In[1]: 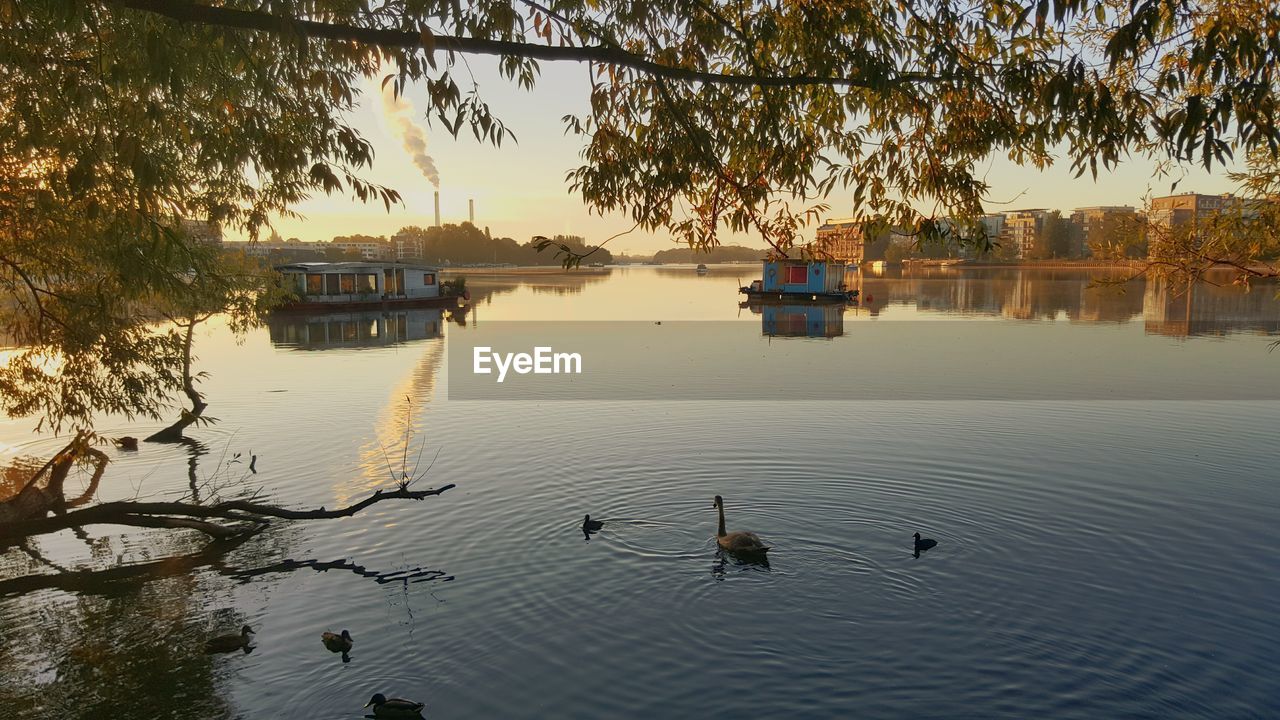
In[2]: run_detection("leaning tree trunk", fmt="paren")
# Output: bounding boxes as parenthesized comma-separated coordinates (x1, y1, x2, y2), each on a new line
(147, 319, 208, 442)
(0, 432, 108, 524)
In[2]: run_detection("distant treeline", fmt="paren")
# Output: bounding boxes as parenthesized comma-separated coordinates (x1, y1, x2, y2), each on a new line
(650, 245, 764, 263)
(321, 224, 612, 265)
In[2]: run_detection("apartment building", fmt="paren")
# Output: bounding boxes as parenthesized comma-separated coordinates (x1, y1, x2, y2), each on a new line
(814, 218, 864, 263)
(331, 239, 393, 261)
(1000, 209, 1050, 258)
(1070, 206, 1139, 257)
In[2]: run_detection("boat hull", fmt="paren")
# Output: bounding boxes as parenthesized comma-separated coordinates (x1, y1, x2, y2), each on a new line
(274, 295, 466, 313)
(739, 288, 858, 304)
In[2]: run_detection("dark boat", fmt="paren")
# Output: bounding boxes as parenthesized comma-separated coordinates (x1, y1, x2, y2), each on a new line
(738, 286, 858, 303)
(273, 261, 467, 312)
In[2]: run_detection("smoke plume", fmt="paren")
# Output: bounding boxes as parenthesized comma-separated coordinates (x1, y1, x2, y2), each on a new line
(382, 86, 440, 188)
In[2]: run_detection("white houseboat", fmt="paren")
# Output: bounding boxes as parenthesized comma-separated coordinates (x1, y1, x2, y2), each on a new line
(274, 261, 464, 311)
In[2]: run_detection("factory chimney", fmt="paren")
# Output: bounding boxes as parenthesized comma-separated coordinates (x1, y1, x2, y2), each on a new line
(434, 191, 441, 228)
(469, 198, 475, 224)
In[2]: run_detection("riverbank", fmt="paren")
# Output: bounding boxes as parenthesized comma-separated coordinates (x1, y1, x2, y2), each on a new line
(877, 258, 1143, 270)
(441, 266, 613, 277)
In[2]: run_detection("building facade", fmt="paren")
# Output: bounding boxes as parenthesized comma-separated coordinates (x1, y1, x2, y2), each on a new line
(814, 218, 864, 263)
(1000, 209, 1049, 259)
(1148, 192, 1243, 257)
(1069, 206, 1139, 257)
(331, 239, 393, 261)
(1150, 193, 1239, 229)
(393, 235, 425, 261)
(221, 239, 328, 258)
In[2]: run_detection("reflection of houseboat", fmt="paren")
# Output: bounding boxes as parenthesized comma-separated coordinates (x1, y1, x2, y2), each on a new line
(268, 309, 446, 349)
(696, 263, 709, 275)
(274, 262, 465, 311)
(741, 302, 845, 338)
(739, 260, 857, 302)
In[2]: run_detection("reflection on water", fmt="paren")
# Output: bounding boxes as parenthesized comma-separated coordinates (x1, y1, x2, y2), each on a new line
(854, 267, 1280, 336)
(1144, 279, 1280, 336)
(269, 308, 449, 349)
(2, 267, 1280, 719)
(710, 547, 771, 581)
(742, 302, 846, 338)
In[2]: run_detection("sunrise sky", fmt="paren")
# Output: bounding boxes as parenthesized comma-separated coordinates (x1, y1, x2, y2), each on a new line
(261, 56, 1242, 255)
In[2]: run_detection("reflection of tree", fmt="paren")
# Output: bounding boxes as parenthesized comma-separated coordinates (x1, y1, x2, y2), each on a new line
(0, 526, 451, 720)
(455, 271, 612, 305)
(0, 537, 451, 597)
(0, 529, 233, 719)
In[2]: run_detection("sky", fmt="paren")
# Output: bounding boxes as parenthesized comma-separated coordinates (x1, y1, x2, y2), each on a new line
(261, 56, 1242, 255)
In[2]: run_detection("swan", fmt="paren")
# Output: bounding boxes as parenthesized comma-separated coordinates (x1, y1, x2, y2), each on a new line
(364, 693, 426, 718)
(712, 495, 770, 554)
(913, 532, 938, 553)
(204, 625, 254, 654)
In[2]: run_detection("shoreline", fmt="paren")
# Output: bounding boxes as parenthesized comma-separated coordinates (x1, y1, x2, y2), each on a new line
(440, 266, 613, 276)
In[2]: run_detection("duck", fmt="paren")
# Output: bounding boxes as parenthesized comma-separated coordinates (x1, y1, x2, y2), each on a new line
(204, 625, 254, 654)
(913, 532, 938, 554)
(115, 436, 139, 451)
(364, 693, 426, 718)
(581, 514, 604, 532)
(712, 495, 770, 554)
(322, 629, 353, 653)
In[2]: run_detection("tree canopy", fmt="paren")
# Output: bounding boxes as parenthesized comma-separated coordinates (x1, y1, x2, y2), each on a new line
(2, 0, 1279, 430)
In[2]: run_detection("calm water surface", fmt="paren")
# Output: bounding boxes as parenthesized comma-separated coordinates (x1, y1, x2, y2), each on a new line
(1, 267, 1279, 719)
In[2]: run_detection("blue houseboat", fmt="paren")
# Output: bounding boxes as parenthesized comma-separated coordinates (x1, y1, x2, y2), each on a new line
(739, 260, 858, 302)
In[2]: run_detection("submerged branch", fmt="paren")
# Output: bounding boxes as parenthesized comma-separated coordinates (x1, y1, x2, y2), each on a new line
(0, 537, 449, 597)
(0, 483, 456, 541)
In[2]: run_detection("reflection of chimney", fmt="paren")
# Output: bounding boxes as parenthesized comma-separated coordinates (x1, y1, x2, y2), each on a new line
(434, 191, 441, 227)
(469, 198, 475, 224)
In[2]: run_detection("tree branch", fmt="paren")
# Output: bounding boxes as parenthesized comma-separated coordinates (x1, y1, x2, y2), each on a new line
(64, 447, 109, 508)
(0, 538, 449, 598)
(0, 483, 455, 540)
(108, 512, 248, 538)
(113, 0, 936, 89)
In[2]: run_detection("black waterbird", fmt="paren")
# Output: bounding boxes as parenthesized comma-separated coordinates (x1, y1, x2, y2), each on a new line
(913, 532, 938, 558)
(364, 693, 425, 718)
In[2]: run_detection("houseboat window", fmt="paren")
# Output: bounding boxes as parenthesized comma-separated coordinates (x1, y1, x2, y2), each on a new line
(357, 274, 377, 293)
(306, 274, 324, 295)
(786, 265, 807, 284)
(339, 273, 356, 294)
(423, 273, 436, 285)
(780, 313, 808, 335)
(325, 274, 341, 295)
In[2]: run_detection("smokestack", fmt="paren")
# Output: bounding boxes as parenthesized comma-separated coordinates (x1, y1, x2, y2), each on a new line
(469, 198, 475, 224)
(434, 191, 441, 227)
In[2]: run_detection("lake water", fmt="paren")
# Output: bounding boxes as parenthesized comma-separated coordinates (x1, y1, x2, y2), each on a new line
(2, 266, 1279, 719)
